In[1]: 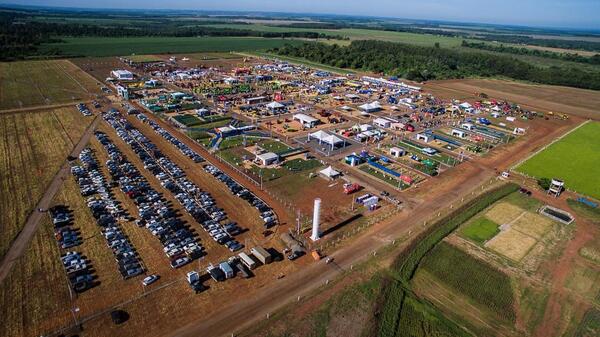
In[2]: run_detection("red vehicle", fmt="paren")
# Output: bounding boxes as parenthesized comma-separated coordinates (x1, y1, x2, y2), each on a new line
(405, 124, 415, 132)
(343, 183, 362, 194)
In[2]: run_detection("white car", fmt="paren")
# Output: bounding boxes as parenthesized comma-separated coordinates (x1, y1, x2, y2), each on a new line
(142, 274, 159, 286)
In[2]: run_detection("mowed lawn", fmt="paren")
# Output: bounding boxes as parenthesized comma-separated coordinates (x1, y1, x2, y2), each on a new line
(517, 122, 600, 200)
(39, 37, 304, 57)
(0, 60, 101, 110)
(0, 108, 92, 258)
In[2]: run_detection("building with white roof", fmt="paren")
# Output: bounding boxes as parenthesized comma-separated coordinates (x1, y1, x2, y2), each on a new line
(293, 113, 319, 128)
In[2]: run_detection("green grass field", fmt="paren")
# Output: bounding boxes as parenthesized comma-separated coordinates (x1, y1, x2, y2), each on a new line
(0, 60, 101, 110)
(206, 24, 467, 48)
(172, 114, 204, 127)
(516, 122, 600, 200)
(39, 37, 304, 57)
(258, 140, 293, 154)
(460, 217, 500, 244)
(420, 242, 516, 323)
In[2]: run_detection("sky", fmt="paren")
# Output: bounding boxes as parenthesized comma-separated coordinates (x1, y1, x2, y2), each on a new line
(5, 0, 600, 29)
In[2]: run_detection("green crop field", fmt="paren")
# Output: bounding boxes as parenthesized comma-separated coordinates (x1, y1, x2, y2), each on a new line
(420, 242, 516, 323)
(39, 37, 304, 58)
(206, 24, 467, 48)
(0, 60, 101, 110)
(460, 217, 500, 244)
(516, 121, 600, 200)
(172, 114, 203, 127)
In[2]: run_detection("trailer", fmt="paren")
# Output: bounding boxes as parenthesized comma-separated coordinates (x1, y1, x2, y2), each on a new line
(219, 261, 234, 279)
(206, 264, 225, 282)
(251, 246, 272, 265)
(238, 252, 258, 270)
(231, 259, 251, 278)
(343, 183, 361, 194)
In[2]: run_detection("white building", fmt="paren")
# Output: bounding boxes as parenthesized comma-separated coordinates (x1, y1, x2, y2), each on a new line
(308, 130, 345, 150)
(373, 117, 391, 128)
(293, 113, 319, 128)
(110, 70, 134, 81)
(359, 101, 382, 113)
(256, 152, 279, 166)
(390, 147, 406, 157)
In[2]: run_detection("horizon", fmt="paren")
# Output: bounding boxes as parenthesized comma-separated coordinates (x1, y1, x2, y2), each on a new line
(2, 0, 600, 30)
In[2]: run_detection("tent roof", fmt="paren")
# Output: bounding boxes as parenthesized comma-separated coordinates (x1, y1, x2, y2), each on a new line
(266, 101, 285, 109)
(256, 152, 279, 161)
(319, 166, 340, 178)
(359, 101, 382, 111)
(309, 130, 344, 145)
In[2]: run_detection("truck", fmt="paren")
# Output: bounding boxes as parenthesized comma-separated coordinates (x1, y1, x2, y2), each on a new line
(251, 246, 272, 265)
(477, 117, 491, 125)
(219, 261, 234, 279)
(206, 264, 225, 282)
(280, 233, 305, 260)
(343, 183, 362, 195)
(238, 252, 258, 270)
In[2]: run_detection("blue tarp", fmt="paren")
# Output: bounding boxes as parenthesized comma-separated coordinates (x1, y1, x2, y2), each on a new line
(367, 161, 401, 177)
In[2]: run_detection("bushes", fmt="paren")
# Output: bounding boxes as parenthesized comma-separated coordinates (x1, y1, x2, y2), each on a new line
(537, 178, 551, 191)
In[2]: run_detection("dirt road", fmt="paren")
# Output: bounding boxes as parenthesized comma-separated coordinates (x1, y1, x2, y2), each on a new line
(0, 115, 101, 284)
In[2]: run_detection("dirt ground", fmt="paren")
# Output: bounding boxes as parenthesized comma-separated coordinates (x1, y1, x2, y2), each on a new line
(424, 79, 600, 121)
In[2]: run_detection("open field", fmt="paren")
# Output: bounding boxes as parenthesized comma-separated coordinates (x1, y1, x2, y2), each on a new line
(39, 37, 305, 58)
(459, 217, 500, 244)
(0, 107, 92, 258)
(424, 79, 600, 120)
(516, 122, 600, 200)
(206, 24, 469, 48)
(0, 60, 101, 110)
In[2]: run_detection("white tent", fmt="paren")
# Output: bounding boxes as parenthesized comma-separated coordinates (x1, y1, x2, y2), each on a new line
(340, 105, 352, 111)
(459, 102, 472, 109)
(308, 130, 345, 151)
(266, 101, 285, 110)
(359, 101, 382, 112)
(319, 166, 340, 179)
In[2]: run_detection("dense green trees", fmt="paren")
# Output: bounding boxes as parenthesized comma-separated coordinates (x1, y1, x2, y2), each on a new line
(462, 40, 600, 65)
(273, 40, 600, 90)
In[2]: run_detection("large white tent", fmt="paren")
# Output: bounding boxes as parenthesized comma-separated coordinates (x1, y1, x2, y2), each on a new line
(308, 130, 345, 150)
(319, 166, 341, 179)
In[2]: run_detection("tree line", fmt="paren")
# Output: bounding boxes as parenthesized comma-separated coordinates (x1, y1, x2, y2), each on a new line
(273, 40, 600, 90)
(0, 13, 346, 60)
(461, 40, 600, 65)
(474, 34, 600, 52)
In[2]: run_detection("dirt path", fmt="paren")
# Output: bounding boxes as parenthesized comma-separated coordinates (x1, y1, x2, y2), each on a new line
(528, 189, 596, 337)
(0, 115, 101, 285)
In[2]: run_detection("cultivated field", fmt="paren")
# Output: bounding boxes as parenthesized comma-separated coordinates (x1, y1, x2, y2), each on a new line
(39, 37, 304, 58)
(516, 121, 600, 200)
(0, 60, 102, 110)
(0, 107, 92, 258)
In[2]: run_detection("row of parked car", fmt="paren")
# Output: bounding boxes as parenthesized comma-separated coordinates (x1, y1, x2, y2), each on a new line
(50, 205, 81, 249)
(204, 165, 277, 228)
(95, 130, 204, 269)
(136, 113, 204, 163)
(61, 251, 96, 293)
(102, 110, 245, 253)
(72, 147, 144, 279)
(76, 103, 92, 117)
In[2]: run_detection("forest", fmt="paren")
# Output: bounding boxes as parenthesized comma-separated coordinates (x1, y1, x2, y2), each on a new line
(273, 40, 600, 90)
(461, 40, 600, 65)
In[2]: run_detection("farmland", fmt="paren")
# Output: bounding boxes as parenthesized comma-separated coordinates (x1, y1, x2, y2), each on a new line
(418, 242, 515, 323)
(0, 60, 102, 110)
(516, 121, 600, 200)
(38, 37, 305, 58)
(0, 107, 92, 258)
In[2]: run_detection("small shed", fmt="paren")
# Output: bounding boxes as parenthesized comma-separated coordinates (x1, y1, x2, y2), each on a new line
(452, 129, 467, 138)
(390, 147, 406, 158)
(266, 101, 285, 112)
(373, 118, 391, 128)
(256, 152, 279, 166)
(359, 102, 382, 113)
(416, 133, 431, 143)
